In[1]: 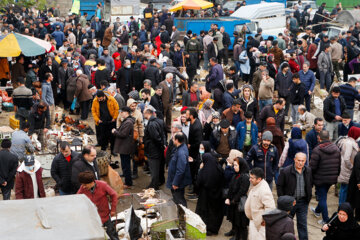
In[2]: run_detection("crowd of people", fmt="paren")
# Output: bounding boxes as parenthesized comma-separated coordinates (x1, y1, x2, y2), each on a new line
(1, 1, 360, 240)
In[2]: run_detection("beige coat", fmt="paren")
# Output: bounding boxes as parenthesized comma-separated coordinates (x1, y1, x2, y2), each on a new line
(116, 98, 144, 139)
(297, 111, 316, 133)
(336, 137, 358, 184)
(245, 179, 276, 231)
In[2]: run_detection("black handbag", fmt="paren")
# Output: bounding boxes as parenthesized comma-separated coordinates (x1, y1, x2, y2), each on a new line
(238, 59, 247, 64)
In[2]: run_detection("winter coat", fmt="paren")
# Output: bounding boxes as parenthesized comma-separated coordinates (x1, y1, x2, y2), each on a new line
(116, 67, 133, 94)
(275, 71, 293, 97)
(338, 121, 360, 137)
(25, 69, 37, 88)
(94, 67, 111, 88)
(268, 46, 284, 67)
(277, 164, 313, 203)
(77, 180, 118, 224)
(66, 75, 78, 103)
(317, 51, 333, 72)
(239, 50, 251, 74)
(91, 95, 119, 125)
(113, 116, 135, 155)
(282, 138, 309, 168)
(348, 152, 360, 209)
(246, 143, 279, 183)
(182, 90, 200, 107)
(51, 151, 80, 193)
(71, 156, 100, 191)
(28, 103, 50, 134)
(207, 42, 218, 59)
(339, 83, 360, 110)
(259, 104, 285, 132)
(207, 63, 223, 90)
(210, 125, 237, 150)
(188, 119, 203, 158)
(322, 211, 360, 240)
(58, 66, 74, 90)
(15, 161, 45, 199)
(239, 95, 258, 121)
(102, 27, 113, 47)
(144, 65, 161, 87)
(236, 120, 258, 151)
(144, 116, 166, 160)
(290, 82, 306, 105)
(298, 111, 316, 132)
(74, 74, 92, 102)
(159, 80, 173, 109)
(262, 209, 295, 240)
(166, 143, 192, 189)
(310, 141, 341, 186)
(0, 149, 18, 190)
(245, 179, 276, 230)
(150, 94, 164, 118)
(323, 95, 347, 122)
(221, 108, 245, 127)
(299, 69, 316, 92)
(336, 137, 358, 184)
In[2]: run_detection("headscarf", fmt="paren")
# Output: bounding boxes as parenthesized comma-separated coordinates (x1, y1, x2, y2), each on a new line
(348, 126, 360, 140)
(237, 157, 249, 174)
(201, 141, 212, 153)
(336, 202, 359, 230)
(291, 127, 302, 139)
(266, 117, 276, 127)
(201, 99, 214, 120)
(198, 153, 224, 192)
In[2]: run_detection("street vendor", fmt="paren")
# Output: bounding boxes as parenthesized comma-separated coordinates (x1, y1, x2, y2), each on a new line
(28, 101, 50, 150)
(10, 122, 34, 161)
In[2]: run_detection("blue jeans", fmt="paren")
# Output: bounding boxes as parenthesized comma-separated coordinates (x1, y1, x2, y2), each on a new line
(319, 71, 332, 92)
(120, 154, 132, 186)
(290, 198, 309, 240)
(234, 60, 241, 74)
(291, 104, 299, 123)
(315, 184, 331, 222)
(259, 99, 273, 112)
(203, 53, 209, 71)
(59, 189, 72, 195)
(339, 183, 348, 205)
(304, 93, 311, 112)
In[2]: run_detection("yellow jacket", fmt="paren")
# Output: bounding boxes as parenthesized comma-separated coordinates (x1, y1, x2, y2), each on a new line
(91, 95, 119, 125)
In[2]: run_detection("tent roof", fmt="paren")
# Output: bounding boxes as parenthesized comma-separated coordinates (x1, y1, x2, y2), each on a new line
(0, 195, 105, 240)
(335, 10, 360, 26)
(231, 2, 285, 19)
(170, 0, 214, 12)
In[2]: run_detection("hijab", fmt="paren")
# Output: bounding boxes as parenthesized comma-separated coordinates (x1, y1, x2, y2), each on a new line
(336, 202, 359, 230)
(348, 126, 360, 141)
(201, 99, 214, 120)
(199, 153, 224, 190)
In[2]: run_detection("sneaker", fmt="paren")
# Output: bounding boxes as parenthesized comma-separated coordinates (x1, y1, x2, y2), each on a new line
(318, 219, 326, 225)
(187, 195, 198, 201)
(310, 207, 321, 218)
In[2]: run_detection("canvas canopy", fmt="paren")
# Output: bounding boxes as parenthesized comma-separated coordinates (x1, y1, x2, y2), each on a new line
(170, 0, 214, 12)
(0, 195, 105, 240)
(335, 10, 360, 26)
(231, 2, 285, 19)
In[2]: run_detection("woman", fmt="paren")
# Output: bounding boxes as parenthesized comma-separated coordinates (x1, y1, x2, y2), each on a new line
(196, 153, 224, 236)
(239, 46, 252, 83)
(199, 99, 215, 126)
(348, 151, 360, 221)
(239, 85, 258, 121)
(279, 127, 309, 168)
(321, 202, 360, 239)
(225, 157, 250, 240)
(203, 111, 221, 141)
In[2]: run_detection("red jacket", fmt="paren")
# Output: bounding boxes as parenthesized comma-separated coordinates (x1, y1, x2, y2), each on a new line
(288, 59, 300, 73)
(15, 164, 45, 199)
(77, 180, 118, 224)
(306, 43, 318, 69)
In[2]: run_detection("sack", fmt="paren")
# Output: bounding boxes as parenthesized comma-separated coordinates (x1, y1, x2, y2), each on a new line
(70, 98, 77, 111)
(96, 150, 111, 176)
(238, 195, 247, 212)
(107, 165, 124, 197)
(145, 12, 152, 18)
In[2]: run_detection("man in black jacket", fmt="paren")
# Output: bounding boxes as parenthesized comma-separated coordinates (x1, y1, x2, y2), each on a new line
(323, 86, 346, 141)
(143, 107, 166, 190)
(0, 139, 18, 200)
(277, 152, 312, 240)
(258, 99, 286, 133)
(116, 60, 133, 101)
(71, 145, 100, 191)
(28, 101, 50, 149)
(150, 86, 164, 119)
(221, 27, 231, 65)
(144, 59, 161, 87)
(207, 37, 218, 60)
(51, 141, 80, 195)
(290, 73, 305, 123)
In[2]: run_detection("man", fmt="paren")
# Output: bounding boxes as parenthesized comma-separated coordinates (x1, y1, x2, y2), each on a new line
(41, 72, 55, 125)
(338, 111, 360, 137)
(317, 45, 333, 91)
(262, 195, 296, 240)
(91, 17, 102, 39)
(167, 132, 192, 207)
(275, 63, 293, 119)
(12, 77, 33, 128)
(116, 59, 132, 100)
(159, 73, 174, 132)
(143, 107, 166, 190)
(306, 117, 324, 157)
(277, 152, 313, 240)
(51, 141, 80, 195)
(182, 82, 200, 107)
(141, 88, 152, 107)
(186, 107, 203, 198)
(247, 131, 279, 187)
(72, 145, 100, 191)
(10, 122, 34, 161)
(58, 59, 74, 109)
(112, 106, 135, 188)
(268, 40, 284, 67)
(11, 56, 26, 86)
(290, 73, 306, 123)
(258, 70, 275, 111)
(295, 105, 316, 133)
(245, 168, 276, 240)
(207, 57, 223, 92)
(258, 99, 286, 133)
(252, 62, 268, 100)
(185, 34, 201, 68)
(210, 119, 237, 159)
(202, 31, 213, 71)
(330, 36, 343, 81)
(223, 82, 241, 110)
(222, 98, 245, 128)
(51, 25, 65, 49)
(77, 171, 118, 240)
(323, 86, 346, 141)
(28, 101, 50, 149)
(236, 111, 258, 154)
(144, 59, 161, 88)
(310, 130, 341, 224)
(74, 70, 93, 120)
(0, 139, 18, 200)
(339, 77, 360, 119)
(79, 12, 88, 28)
(91, 91, 119, 154)
(207, 37, 218, 62)
(299, 63, 316, 112)
(150, 86, 164, 119)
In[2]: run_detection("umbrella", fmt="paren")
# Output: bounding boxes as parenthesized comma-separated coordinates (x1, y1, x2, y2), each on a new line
(169, 0, 214, 12)
(0, 33, 52, 57)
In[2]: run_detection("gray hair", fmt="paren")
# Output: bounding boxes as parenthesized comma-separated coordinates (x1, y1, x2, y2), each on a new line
(298, 105, 306, 112)
(295, 152, 307, 160)
(76, 69, 83, 76)
(172, 123, 182, 131)
(108, 86, 116, 94)
(166, 73, 173, 79)
(143, 79, 152, 86)
(125, 59, 131, 65)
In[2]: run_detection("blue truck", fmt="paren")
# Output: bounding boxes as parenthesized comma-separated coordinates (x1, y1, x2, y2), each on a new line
(77, 0, 104, 20)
